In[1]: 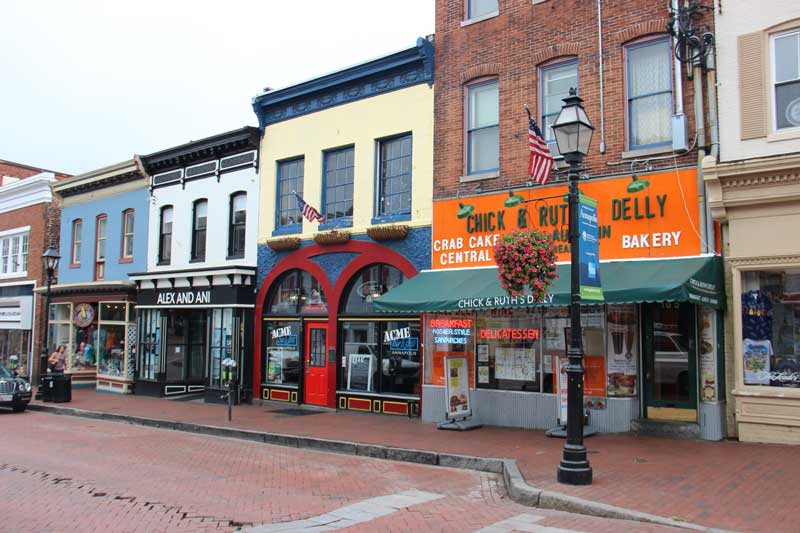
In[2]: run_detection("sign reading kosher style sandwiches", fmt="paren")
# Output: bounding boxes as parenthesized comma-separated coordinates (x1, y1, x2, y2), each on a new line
(432, 169, 703, 270)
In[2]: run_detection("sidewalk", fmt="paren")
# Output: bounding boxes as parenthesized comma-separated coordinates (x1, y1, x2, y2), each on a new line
(31, 389, 796, 533)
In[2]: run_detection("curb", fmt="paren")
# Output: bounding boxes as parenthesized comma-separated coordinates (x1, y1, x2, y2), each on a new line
(28, 403, 732, 532)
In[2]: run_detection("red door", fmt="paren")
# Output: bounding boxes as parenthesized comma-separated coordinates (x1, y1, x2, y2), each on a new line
(304, 323, 328, 406)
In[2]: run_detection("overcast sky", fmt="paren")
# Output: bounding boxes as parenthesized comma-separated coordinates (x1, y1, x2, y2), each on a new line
(1, 1, 434, 175)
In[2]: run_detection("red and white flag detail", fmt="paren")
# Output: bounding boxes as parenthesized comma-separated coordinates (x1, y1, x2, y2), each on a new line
(527, 109, 554, 186)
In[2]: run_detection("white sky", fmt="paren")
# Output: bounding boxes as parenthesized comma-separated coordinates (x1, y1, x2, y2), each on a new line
(0, 1, 434, 175)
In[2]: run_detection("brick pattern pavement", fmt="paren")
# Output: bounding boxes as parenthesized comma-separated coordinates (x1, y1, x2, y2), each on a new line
(28, 389, 800, 532)
(1, 411, 687, 533)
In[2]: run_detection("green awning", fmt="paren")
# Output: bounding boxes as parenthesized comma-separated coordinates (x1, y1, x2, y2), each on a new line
(374, 255, 723, 312)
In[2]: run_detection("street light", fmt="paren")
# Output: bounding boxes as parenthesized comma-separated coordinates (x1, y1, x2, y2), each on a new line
(551, 88, 594, 486)
(36, 247, 60, 398)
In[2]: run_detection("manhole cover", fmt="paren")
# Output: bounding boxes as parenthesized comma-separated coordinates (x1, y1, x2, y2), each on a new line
(271, 408, 323, 417)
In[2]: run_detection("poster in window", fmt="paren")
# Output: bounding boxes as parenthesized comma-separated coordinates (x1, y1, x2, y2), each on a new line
(743, 339, 772, 385)
(477, 365, 490, 384)
(607, 305, 637, 397)
(347, 353, 373, 391)
(698, 308, 717, 401)
(494, 347, 535, 381)
(444, 356, 471, 419)
(477, 344, 489, 362)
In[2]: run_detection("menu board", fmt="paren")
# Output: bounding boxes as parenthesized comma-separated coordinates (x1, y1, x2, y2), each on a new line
(445, 356, 472, 419)
(698, 308, 717, 401)
(494, 347, 536, 381)
(347, 354, 373, 391)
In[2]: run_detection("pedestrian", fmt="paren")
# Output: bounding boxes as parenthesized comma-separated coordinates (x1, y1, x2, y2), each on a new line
(48, 345, 67, 374)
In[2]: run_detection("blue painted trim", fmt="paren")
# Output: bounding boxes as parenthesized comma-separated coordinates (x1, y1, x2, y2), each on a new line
(318, 217, 353, 230)
(320, 146, 355, 229)
(272, 224, 302, 237)
(371, 214, 412, 225)
(253, 38, 434, 129)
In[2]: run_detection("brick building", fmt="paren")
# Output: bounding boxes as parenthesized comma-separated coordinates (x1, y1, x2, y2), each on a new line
(0, 161, 69, 379)
(378, 1, 728, 438)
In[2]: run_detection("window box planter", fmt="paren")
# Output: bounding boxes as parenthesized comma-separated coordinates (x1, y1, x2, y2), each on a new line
(366, 224, 409, 242)
(267, 237, 301, 251)
(313, 229, 351, 246)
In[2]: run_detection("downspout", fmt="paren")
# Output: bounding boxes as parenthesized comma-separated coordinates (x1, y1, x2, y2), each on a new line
(705, 41, 720, 251)
(693, 50, 708, 253)
(672, 0, 684, 116)
(597, 0, 606, 153)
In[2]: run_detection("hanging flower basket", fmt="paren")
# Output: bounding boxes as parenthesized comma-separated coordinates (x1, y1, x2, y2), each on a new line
(267, 237, 301, 251)
(493, 230, 558, 301)
(313, 229, 351, 245)
(366, 224, 409, 242)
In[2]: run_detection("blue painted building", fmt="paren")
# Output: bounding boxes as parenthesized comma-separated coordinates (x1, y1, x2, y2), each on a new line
(50, 159, 149, 393)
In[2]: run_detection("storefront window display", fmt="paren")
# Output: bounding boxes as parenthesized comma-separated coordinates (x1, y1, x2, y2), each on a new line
(264, 321, 300, 386)
(71, 303, 98, 371)
(423, 313, 475, 387)
(96, 302, 132, 378)
(138, 309, 161, 381)
(606, 304, 639, 397)
(48, 303, 74, 369)
(209, 308, 245, 389)
(476, 310, 541, 392)
(0, 330, 30, 375)
(742, 269, 800, 388)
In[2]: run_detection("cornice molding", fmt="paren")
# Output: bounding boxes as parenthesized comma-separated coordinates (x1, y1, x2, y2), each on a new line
(726, 254, 800, 267)
(0, 174, 54, 214)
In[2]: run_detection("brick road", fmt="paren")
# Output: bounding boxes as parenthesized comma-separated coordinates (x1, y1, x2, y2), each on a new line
(1, 411, 687, 532)
(28, 389, 798, 532)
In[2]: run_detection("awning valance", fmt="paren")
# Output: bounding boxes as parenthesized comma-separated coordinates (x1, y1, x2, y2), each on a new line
(373, 256, 723, 313)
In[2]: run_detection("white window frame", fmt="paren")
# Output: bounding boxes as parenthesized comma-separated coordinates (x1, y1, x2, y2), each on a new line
(465, 79, 500, 176)
(770, 28, 800, 133)
(0, 227, 30, 278)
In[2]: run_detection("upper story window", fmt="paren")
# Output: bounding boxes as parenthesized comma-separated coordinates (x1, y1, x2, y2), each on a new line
(121, 209, 134, 261)
(467, 0, 497, 20)
(0, 232, 28, 276)
(71, 219, 82, 266)
(277, 158, 304, 230)
(773, 29, 800, 130)
(159, 206, 173, 264)
(323, 147, 354, 224)
(541, 60, 578, 157)
(466, 80, 499, 175)
(95, 214, 107, 280)
(626, 38, 673, 150)
(191, 200, 207, 261)
(229, 193, 247, 258)
(378, 134, 412, 217)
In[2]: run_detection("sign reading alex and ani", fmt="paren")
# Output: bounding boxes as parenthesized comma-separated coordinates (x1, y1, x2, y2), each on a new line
(155, 290, 211, 305)
(432, 169, 702, 269)
(138, 285, 253, 307)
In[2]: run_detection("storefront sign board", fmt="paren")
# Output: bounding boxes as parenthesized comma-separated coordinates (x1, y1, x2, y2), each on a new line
(557, 356, 568, 424)
(432, 169, 701, 269)
(347, 353, 373, 391)
(578, 194, 603, 300)
(444, 356, 472, 420)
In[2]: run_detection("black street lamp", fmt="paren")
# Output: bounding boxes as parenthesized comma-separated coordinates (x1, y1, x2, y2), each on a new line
(551, 88, 594, 486)
(36, 247, 60, 397)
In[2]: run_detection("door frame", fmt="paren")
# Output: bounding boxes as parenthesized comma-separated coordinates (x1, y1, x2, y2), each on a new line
(641, 302, 698, 420)
(302, 321, 329, 406)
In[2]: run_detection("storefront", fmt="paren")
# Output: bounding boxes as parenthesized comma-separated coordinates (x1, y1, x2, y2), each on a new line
(131, 268, 255, 402)
(0, 282, 35, 377)
(44, 283, 137, 392)
(376, 169, 728, 439)
(255, 240, 426, 416)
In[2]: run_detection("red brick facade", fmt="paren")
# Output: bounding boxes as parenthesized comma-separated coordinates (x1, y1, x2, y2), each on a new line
(433, 0, 713, 199)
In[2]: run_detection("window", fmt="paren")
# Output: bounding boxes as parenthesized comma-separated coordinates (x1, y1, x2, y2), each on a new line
(772, 29, 800, 130)
(268, 269, 327, 315)
(264, 321, 301, 386)
(97, 302, 130, 377)
(229, 193, 247, 257)
(626, 38, 673, 150)
(95, 215, 107, 280)
(71, 219, 82, 265)
(159, 206, 173, 264)
(466, 80, 499, 175)
(10, 237, 20, 273)
(21, 235, 28, 272)
(378, 135, 412, 218)
(340, 264, 405, 315)
(210, 308, 241, 389)
(323, 147, 354, 223)
(191, 200, 208, 261)
(121, 210, 134, 260)
(137, 309, 161, 380)
(277, 158, 304, 230)
(467, 0, 497, 19)
(541, 61, 578, 157)
(0, 231, 28, 276)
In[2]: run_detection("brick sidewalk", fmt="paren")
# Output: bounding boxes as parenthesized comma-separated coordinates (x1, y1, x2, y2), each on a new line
(32, 389, 796, 532)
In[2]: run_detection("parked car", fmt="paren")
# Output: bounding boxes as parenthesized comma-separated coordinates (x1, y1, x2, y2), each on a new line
(0, 363, 32, 412)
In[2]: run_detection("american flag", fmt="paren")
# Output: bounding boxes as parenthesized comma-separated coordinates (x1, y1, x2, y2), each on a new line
(294, 192, 326, 224)
(527, 108, 554, 186)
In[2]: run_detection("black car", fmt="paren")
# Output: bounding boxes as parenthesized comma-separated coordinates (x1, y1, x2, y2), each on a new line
(0, 364, 32, 412)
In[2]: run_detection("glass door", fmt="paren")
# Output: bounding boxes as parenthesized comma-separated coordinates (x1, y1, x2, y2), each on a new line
(643, 302, 697, 421)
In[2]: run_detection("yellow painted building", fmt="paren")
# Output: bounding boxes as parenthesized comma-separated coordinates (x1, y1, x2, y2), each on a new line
(250, 38, 434, 416)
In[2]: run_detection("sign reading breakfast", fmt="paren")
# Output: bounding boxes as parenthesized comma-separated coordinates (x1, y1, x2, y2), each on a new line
(432, 169, 701, 269)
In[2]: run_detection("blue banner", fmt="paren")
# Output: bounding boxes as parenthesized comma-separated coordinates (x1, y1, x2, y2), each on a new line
(578, 194, 604, 300)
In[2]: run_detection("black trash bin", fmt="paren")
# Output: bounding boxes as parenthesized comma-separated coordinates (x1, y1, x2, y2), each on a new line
(51, 374, 71, 403)
(40, 375, 54, 402)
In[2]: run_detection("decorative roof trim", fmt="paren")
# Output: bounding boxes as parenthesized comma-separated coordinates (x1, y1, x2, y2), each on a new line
(0, 174, 54, 214)
(53, 158, 148, 197)
(252, 37, 434, 129)
(140, 126, 260, 175)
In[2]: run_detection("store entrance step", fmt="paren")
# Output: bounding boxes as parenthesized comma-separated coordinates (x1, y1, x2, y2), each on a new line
(631, 418, 700, 440)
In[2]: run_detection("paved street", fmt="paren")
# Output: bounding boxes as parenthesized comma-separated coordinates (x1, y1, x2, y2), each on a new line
(1, 411, 684, 533)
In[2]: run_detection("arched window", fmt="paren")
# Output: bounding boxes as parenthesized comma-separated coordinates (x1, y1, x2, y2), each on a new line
(340, 264, 404, 315)
(267, 269, 327, 315)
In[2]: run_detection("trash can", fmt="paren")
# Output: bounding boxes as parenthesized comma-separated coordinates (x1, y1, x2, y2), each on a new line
(52, 374, 71, 403)
(40, 375, 54, 402)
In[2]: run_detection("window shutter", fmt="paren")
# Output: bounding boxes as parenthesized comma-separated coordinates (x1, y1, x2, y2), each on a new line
(738, 32, 767, 140)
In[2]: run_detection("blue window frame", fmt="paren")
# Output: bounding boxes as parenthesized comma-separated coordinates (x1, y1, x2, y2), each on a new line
(626, 38, 673, 150)
(540, 60, 578, 158)
(275, 158, 304, 235)
(466, 80, 499, 175)
(377, 134, 412, 219)
(322, 147, 354, 227)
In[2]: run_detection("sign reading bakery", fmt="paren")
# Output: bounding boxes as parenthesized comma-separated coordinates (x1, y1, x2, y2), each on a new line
(432, 169, 701, 269)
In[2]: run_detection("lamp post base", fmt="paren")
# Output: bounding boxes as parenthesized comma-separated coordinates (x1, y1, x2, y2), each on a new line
(557, 444, 593, 485)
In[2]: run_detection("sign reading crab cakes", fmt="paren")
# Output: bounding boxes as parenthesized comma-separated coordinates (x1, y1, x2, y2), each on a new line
(432, 169, 702, 269)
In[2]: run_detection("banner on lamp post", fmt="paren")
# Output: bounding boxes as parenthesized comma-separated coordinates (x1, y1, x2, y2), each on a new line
(578, 193, 604, 301)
